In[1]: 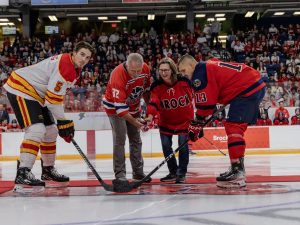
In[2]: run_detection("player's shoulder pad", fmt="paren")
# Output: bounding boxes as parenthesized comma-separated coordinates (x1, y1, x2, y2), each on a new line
(150, 79, 164, 91)
(192, 62, 208, 90)
(58, 53, 78, 82)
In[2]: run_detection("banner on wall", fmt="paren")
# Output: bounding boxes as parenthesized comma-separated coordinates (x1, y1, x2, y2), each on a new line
(189, 127, 270, 150)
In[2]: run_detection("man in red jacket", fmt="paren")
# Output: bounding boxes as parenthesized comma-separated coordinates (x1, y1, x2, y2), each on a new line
(103, 53, 152, 183)
(178, 54, 266, 188)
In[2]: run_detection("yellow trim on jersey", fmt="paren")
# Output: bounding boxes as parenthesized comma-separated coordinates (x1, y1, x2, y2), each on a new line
(7, 71, 44, 104)
(45, 90, 63, 105)
(16, 96, 32, 127)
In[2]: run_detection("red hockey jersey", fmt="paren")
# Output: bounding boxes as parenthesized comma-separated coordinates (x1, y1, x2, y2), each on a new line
(147, 77, 194, 135)
(103, 62, 150, 117)
(256, 118, 272, 126)
(291, 115, 300, 125)
(192, 59, 266, 117)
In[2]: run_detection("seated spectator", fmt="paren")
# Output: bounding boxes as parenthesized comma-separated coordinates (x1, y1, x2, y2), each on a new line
(258, 102, 270, 119)
(273, 112, 289, 125)
(291, 108, 300, 125)
(256, 113, 272, 126)
(211, 112, 225, 127)
(0, 119, 8, 132)
(6, 119, 22, 132)
(274, 101, 290, 119)
(0, 103, 9, 123)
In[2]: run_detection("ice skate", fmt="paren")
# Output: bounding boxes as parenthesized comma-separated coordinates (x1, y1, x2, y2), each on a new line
(14, 167, 45, 193)
(216, 158, 246, 188)
(41, 160, 69, 188)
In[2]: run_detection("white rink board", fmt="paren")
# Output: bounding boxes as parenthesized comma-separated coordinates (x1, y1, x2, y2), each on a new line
(1, 126, 299, 156)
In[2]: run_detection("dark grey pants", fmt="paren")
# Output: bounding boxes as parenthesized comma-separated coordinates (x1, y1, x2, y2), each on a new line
(109, 115, 144, 179)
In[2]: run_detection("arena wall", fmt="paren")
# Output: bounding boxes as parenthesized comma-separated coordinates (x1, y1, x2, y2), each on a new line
(1, 125, 299, 160)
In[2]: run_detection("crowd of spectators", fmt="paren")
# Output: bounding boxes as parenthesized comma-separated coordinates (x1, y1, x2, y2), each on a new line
(0, 22, 300, 131)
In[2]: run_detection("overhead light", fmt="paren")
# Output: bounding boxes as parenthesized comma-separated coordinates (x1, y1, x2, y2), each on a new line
(216, 17, 226, 21)
(274, 12, 285, 16)
(0, 22, 15, 26)
(18, 18, 22, 22)
(48, 15, 58, 21)
(293, 12, 300, 15)
(176, 14, 186, 18)
(0, 18, 9, 22)
(78, 17, 88, 20)
(245, 11, 255, 18)
(215, 13, 225, 17)
(148, 14, 155, 20)
(103, 20, 121, 23)
(98, 16, 108, 20)
(195, 14, 206, 18)
(117, 16, 127, 20)
(207, 18, 215, 22)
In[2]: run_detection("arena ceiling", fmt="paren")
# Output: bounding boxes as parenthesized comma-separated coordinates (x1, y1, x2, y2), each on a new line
(1, 0, 300, 22)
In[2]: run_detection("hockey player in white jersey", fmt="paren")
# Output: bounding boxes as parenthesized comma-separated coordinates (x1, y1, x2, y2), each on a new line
(3, 41, 95, 191)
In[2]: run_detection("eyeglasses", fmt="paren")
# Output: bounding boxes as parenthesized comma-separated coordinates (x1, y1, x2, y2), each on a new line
(158, 69, 171, 73)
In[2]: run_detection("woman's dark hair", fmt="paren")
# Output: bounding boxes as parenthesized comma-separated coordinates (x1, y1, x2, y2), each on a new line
(157, 57, 178, 83)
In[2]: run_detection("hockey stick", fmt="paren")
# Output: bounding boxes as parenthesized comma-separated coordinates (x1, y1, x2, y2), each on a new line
(130, 104, 228, 189)
(203, 136, 227, 156)
(71, 139, 115, 191)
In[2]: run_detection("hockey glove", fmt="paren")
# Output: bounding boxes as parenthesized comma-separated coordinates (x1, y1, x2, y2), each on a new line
(188, 120, 204, 142)
(57, 119, 75, 143)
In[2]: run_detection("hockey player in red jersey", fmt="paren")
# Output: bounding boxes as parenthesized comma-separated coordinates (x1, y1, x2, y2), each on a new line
(4, 41, 95, 191)
(178, 54, 266, 188)
(146, 58, 194, 183)
(103, 53, 152, 183)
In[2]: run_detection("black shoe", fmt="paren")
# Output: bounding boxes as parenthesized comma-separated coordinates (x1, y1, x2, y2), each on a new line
(132, 174, 152, 183)
(15, 167, 45, 186)
(160, 173, 177, 182)
(216, 159, 246, 188)
(175, 175, 186, 184)
(41, 166, 70, 182)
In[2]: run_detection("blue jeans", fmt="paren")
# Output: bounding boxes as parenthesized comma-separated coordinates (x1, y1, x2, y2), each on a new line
(160, 133, 189, 176)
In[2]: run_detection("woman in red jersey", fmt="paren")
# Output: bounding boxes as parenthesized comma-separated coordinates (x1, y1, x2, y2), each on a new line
(146, 58, 194, 183)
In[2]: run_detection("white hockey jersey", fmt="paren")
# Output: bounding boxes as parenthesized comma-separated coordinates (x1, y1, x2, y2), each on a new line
(4, 53, 81, 119)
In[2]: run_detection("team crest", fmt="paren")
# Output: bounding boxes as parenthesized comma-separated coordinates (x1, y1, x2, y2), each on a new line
(54, 81, 63, 92)
(167, 88, 175, 96)
(193, 79, 201, 88)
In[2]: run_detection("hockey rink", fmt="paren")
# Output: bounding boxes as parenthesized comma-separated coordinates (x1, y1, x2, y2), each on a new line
(0, 154, 300, 225)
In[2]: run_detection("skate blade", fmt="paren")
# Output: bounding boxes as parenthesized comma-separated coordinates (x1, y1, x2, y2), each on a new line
(44, 180, 69, 188)
(216, 180, 246, 189)
(13, 184, 45, 193)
